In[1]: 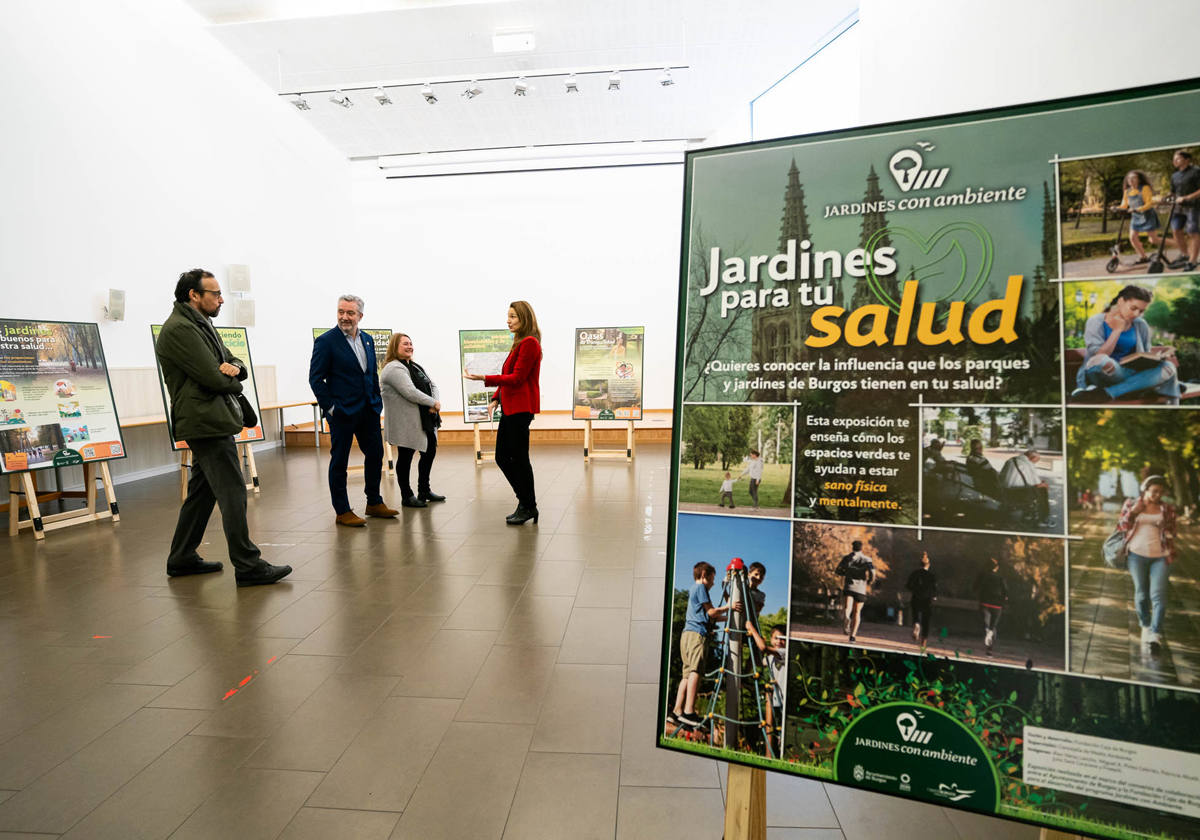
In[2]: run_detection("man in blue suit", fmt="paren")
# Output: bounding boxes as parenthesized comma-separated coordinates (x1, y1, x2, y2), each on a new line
(309, 294, 398, 526)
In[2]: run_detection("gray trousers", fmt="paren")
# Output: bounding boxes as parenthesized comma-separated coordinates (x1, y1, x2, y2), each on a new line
(167, 436, 261, 574)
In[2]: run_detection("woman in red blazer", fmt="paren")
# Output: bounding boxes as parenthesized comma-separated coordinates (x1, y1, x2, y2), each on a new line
(465, 301, 542, 524)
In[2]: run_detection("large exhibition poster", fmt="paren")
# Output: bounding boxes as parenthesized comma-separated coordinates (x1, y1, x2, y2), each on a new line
(572, 327, 645, 420)
(661, 80, 1200, 839)
(0, 320, 125, 473)
(151, 325, 264, 451)
(311, 327, 392, 372)
(459, 329, 511, 423)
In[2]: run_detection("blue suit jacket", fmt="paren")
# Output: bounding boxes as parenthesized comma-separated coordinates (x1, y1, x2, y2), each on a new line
(309, 327, 383, 419)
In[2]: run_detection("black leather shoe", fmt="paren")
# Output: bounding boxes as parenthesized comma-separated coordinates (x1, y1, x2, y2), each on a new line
(418, 490, 446, 503)
(235, 563, 293, 587)
(167, 559, 223, 577)
(402, 496, 428, 508)
(505, 505, 539, 525)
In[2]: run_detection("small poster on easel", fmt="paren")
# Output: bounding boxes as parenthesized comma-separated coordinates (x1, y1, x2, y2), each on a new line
(572, 327, 644, 420)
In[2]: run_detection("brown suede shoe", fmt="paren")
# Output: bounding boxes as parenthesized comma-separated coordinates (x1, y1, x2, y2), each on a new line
(335, 511, 367, 527)
(364, 502, 399, 518)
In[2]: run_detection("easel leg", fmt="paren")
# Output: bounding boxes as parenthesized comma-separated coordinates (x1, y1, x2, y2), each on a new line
(20, 472, 44, 540)
(8, 475, 19, 537)
(84, 462, 96, 514)
(583, 420, 591, 462)
(724, 764, 766, 840)
(243, 443, 260, 491)
(179, 449, 190, 503)
(99, 461, 119, 521)
(626, 420, 634, 462)
(474, 425, 482, 467)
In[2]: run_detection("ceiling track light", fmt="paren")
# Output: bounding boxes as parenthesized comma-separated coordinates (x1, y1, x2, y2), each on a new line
(421, 83, 437, 104)
(513, 77, 528, 96)
(330, 90, 353, 107)
(373, 86, 392, 105)
(292, 94, 310, 110)
(657, 68, 674, 87)
(565, 73, 579, 93)
(607, 71, 621, 91)
(462, 80, 483, 99)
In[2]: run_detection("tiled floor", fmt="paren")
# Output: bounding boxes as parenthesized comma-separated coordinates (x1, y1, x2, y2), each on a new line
(0, 444, 1040, 839)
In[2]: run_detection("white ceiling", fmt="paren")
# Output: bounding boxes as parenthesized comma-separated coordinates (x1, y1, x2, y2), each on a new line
(187, 0, 859, 160)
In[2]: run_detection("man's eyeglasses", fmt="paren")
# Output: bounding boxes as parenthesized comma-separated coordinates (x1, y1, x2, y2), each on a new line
(199, 289, 223, 297)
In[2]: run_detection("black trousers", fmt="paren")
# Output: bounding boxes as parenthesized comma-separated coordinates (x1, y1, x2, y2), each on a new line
(396, 431, 437, 498)
(168, 436, 261, 574)
(495, 411, 535, 507)
(911, 597, 934, 642)
(327, 408, 384, 515)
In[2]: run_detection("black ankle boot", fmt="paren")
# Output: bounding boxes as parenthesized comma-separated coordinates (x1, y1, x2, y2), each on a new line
(505, 505, 538, 525)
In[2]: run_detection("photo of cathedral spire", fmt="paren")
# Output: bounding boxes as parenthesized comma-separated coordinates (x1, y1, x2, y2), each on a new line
(750, 158, 811, 401)
(848, 164, 892, 310)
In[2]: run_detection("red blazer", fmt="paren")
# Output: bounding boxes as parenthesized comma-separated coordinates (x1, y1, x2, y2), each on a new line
(486, 336, 541, 415)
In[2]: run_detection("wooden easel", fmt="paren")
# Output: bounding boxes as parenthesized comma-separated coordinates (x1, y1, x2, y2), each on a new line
(724, 765, 766, 840)
(178, 443, 260, 502)
(473, 424, 495, 467)
(583, 419, 634, 463)
(7, 461, 120, 541)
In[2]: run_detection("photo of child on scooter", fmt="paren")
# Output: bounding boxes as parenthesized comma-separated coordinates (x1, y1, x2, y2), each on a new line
(1059, 145, 1200, 279)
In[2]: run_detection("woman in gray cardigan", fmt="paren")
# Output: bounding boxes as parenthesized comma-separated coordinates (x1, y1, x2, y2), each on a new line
(380, 333, 444, 507)
(1071, 285, 1179, 404)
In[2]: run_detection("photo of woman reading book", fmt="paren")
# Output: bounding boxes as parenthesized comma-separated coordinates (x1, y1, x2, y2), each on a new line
(1070, 285, 1181, 405)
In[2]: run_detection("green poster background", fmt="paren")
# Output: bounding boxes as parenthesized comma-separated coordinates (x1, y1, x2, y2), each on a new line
(572, 327, 645, 420)
(152, 325, 264, 452)
(660, 79, 1200, 840)
(0, 319, 125, 473)
(459, 329, 511, 423)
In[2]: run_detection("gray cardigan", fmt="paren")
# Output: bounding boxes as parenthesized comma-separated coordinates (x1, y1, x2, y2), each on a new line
(1077, 313, 1150, 390)
(380, 360, 440, 452)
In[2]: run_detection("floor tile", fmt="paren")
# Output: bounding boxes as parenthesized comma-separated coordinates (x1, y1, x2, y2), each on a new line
(559, 608, 630, 664)
(391, 629, 496, 698)
(620, 683, 721, 788)
(575, 569, 634, 609)
(167, 767, 323, 840)
(495, 594, 574, 647)
(531, 664, 626, 754)
(457, 644, 558, 724)
(503, 752, 619, 840)
(306, 696, 459, 811)
(822, 785, 958, 840)
(615, 785, 726, 840)
(278, 807, 400, 840)
(390, 722, 533, 840)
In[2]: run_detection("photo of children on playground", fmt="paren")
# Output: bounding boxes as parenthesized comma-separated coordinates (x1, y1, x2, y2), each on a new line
(1066, 408, 1200, 690)
(1058, 145, 1200, 279)
(787, 522, 1066, 670)
(921, 405, 1065, 535)
(677, 404, 794, 519)
(664, 513, 790, 761)
(1064, 277, 1200, 405)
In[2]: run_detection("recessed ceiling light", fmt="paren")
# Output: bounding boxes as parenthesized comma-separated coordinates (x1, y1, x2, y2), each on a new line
(373, 86, 392, 105)
(329, 90, 353, 107)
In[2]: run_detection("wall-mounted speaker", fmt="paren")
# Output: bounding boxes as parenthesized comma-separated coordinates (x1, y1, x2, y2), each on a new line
(104, 289, 126, 321)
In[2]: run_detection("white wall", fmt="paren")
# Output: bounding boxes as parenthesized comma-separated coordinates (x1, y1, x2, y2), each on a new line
(0, 0, 355, 462)
(350, 162, 684, 411)
(857, 0, 1200, 124)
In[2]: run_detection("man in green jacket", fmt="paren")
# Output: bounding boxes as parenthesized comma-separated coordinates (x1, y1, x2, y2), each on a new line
(155, 269, 291, 586)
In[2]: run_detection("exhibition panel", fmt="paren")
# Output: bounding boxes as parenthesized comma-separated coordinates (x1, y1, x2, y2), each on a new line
(661, 79, 1200, 839)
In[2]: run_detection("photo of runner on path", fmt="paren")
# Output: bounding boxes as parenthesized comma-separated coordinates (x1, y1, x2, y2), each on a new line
(789, 522, 1065, 670)
(1068, 408, 1200, 689)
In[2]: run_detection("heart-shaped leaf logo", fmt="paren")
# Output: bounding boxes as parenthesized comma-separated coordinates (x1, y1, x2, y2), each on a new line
(864, 222, 994, 321)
